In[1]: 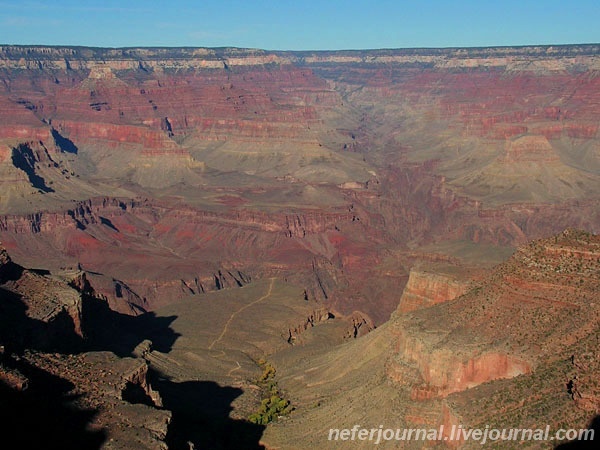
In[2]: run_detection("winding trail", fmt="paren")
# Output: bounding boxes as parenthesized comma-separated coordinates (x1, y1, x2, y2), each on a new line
(227, 361, 242, 377)
(208, 278, 275, 351)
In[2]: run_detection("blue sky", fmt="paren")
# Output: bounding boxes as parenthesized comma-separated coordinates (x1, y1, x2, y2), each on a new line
(0, 0, 598, 50)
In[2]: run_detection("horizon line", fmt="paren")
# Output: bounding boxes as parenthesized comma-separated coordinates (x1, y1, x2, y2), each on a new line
(1, 42, 599, 53)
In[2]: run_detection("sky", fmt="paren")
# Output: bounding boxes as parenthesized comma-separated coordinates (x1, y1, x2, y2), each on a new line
(0, 0, 598, 51)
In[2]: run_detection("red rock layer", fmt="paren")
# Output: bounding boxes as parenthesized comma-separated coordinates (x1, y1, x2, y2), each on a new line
(397, 269, 469, 313)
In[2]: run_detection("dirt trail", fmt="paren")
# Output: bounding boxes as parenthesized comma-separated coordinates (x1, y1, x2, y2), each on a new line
(208, 278, 275, 351)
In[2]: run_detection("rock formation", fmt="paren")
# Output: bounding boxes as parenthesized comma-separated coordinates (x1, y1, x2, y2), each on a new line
(0, 44, 599, 323)
(0, 44, 599, 448)
(263, 230, 600, 448)
(0, 244, 171, 448)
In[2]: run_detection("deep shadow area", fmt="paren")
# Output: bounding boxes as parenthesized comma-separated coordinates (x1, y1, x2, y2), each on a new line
(0, 271, 180, 357)
(0, 286, 84, 354)
(51, 127, 79, 154)
(0, 257, 24, 283)
(80, 290, 180, 357)
(0, 266, 181, 448)
(78, 288, 265, 448)
(121, 380, 156, 406)
(99, 216, 119, 232)
(10, 143, 55, 192)
(0, 285, 104, 447)
(555, 415, 599, 449)
(153, 374, 265, 450)
(67, 273, 180, 356)
(0, 355, 106, 450)
(0, 253, 263, 449)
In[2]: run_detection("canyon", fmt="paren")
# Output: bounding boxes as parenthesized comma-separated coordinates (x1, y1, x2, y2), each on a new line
(0, 44, 599, 448)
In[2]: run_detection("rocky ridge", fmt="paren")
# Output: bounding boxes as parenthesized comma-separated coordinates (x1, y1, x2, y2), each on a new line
(0, 243, 171, 449)
(261, 230, 599, 448)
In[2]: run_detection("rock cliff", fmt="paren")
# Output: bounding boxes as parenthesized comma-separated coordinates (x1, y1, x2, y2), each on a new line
(0, 43, 599, 355)
(263, 230, 600, 448)
(0, 244, 172, 448)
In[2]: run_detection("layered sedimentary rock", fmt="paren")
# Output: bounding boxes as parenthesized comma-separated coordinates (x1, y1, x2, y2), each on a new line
(1, 43, 599, 448)
(263, 230, 600, 449)
(386, 230, 600, 448)
(0, 44, 599, 325)
(397, 268, 470, 313)
(0, 196, 379, 318)
(0, 245, 171, 449)
(389, 229, 600, 391)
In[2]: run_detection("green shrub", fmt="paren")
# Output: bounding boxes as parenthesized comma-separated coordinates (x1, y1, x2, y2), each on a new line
(248, 360, 293, 424)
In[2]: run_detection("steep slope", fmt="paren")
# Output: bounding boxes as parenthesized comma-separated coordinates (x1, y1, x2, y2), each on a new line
(263, 230, 600, 449)
(1, 242, 372, 449)
(0, 244, 172, 449)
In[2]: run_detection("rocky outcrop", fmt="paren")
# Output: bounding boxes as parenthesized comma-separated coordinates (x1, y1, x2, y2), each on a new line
(0, 362, 28, 391)
(397, 268, 469, 313)
(385, 230, 600, 435)
(23, 351, 170, 450)
(0, 246, 171, 448)
(285, 308, 334, 344)
(389, 326, 532, 397)
(10, 142, 55, 192)
(115, 354, 163, 408)
(0, 268, 84, 350)
(502, 135, 560, 163)
(343, 311, 375, 339)
(0, 244, 11, 271)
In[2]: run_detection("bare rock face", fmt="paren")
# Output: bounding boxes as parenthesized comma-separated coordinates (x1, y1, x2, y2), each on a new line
(0, 251, 87, 351)
(0, 245, 171, 449)
(388, 326, 532, 397)
(386, 230, 600, 433)
(396, 268, 470, 314)
(502, 135, 560, 163)
(0, 44, 599, 325)
(0, 244, 11, 269)
(0, 363, 28, 391)
(261, 230, 600, 449)
(24, 351, 171, 450)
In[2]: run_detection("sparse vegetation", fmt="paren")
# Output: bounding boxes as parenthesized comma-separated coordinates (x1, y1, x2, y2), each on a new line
(248, 359, 293, 425)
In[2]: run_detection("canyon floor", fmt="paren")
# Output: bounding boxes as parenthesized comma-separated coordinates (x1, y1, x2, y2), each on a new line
(0, 45, 599, 449)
